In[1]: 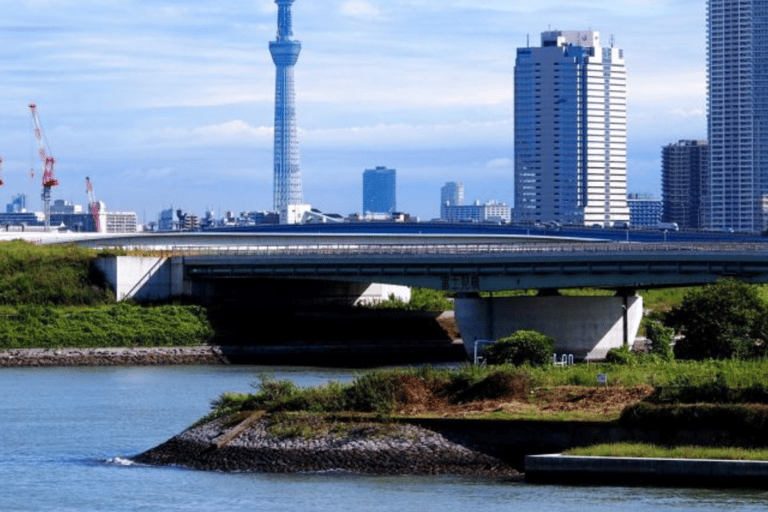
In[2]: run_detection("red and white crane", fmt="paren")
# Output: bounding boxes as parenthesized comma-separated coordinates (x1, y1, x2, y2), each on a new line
(29, 102, 59, 231)
(86, 176, 100, 232)
(0, 157, 4, 186)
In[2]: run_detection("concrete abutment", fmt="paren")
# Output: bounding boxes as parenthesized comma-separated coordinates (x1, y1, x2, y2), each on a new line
(455, 293, 643, 361)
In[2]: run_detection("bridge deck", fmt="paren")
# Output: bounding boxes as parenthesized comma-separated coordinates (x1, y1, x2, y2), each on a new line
(176, 243, 768, 292)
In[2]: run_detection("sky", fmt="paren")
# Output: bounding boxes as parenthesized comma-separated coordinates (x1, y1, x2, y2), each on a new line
(0, 0, 707, 223)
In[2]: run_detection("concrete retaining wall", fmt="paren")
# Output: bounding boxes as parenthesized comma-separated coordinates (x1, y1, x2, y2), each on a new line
(455, 294, 643, 360)
(95, 256, 174, 301)
(525, 454, 768, 487)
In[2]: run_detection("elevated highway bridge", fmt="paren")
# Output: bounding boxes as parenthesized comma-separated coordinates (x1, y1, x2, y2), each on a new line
(58, 231, 768, 361)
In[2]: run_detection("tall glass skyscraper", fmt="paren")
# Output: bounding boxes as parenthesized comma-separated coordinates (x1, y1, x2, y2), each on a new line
(706, 0, 768, 232)
(270, 0, 303, 213)
(363, 166, 396, 214)
(514, 31, 629, 227)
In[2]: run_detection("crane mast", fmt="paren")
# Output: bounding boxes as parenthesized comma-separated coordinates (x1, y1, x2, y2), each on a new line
(86, 176, 100, 232)
(29, 103, 59, 231)
(0, 157, 4, 186)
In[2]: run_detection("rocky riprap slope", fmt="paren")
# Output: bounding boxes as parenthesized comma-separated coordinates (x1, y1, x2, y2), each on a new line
(133, 414, 519, 477)
(0, 347, 225, 367)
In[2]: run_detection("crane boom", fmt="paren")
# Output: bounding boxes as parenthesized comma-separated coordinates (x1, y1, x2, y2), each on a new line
(29, 103, 58, 188)
(29, 102, 59, 231)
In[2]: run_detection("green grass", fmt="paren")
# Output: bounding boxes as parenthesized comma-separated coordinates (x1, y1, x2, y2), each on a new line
(0, 302, 214, 348)
(205, 361, 768, 422)
(0, 240, 112, 305)
(527, 359, 768, 388)
(565, 443, 768, 461)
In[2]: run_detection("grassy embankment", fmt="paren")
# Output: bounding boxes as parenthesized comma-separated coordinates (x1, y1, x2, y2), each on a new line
(565, 443, 768, 461)
(204, 359, 768, 425)
(0, 240, 213, 348)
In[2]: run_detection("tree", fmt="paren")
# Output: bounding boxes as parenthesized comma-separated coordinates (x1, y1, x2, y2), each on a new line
(667, 279, 768, 360)
(483, 330, 555, 367)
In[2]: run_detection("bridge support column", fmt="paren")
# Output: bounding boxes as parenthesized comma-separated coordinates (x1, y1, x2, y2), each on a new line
(455, 294, 643, 361)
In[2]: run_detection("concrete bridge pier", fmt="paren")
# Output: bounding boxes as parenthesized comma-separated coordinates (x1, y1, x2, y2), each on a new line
(454, 291, 643, 361)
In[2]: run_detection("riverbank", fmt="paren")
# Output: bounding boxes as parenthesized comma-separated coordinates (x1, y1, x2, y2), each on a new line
(0, 346, 226, 367)
(525, 454, 768, 488)
(133, 413, 520, 477)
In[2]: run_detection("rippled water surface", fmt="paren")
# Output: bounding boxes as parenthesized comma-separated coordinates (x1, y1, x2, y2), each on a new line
(1, 366, 767, 511)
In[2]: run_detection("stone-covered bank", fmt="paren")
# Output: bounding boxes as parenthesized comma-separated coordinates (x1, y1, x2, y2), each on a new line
(0, 347, 225, 367)
(132, 414, 520, 477)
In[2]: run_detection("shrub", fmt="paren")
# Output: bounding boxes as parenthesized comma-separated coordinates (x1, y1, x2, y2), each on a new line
(605, 345, 638, 365)
(645, 320, 675, 362)
(666, 279, 768, 360)
(483, 330, 555, 367)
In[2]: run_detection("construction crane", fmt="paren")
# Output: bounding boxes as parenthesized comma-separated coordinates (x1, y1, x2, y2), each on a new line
(86, 176, 100, 232)
(0, 157, 4, 186)
(29, 103, 59, 231)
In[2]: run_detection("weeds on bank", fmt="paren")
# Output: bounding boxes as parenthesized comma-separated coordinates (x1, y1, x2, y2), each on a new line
(565, 443, 768, 461)
(206, 360, 768, 425)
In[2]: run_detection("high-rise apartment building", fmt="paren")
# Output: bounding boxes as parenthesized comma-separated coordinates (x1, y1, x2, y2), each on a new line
(514, 30, 629, 227)
(362, 166, 396, 214)
(662, 140, 708, 230)
(627, 193, 662, 228)
(270, 0, 303, 214)
(440, 182, 464, 219)
(706, 0, 768, 232)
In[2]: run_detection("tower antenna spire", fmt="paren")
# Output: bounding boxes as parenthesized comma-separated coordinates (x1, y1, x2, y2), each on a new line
(269, 0, 304, 220)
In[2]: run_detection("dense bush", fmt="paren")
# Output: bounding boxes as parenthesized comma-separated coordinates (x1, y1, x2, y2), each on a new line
(0, 302, 214, 348)
(0, 240, 112, 305)
(666, 279, 768, 360)
(646, 320, 675, 362)
(605, 345, 638, 365)
(361, 287, 453, 311)
(483, 330, 555, 367)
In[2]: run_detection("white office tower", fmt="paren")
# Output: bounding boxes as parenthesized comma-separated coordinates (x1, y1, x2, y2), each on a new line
(514, 31, 629, 227)
(706, 0, 768, 232)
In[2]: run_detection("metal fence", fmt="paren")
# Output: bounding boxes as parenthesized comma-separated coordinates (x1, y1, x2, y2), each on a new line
(98, 242, 768, 258)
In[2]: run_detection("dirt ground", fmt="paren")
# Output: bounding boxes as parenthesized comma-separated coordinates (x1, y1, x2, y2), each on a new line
(390, 373, 655, 418)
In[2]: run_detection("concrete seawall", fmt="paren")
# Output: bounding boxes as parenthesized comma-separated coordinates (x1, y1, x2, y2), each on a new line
(525, 454, 768, 487)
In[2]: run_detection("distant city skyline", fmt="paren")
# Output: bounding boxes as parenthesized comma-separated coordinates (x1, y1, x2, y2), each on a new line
(0, 1, 706, 222)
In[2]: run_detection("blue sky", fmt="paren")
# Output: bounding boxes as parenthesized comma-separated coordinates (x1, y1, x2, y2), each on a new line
(0, 0, 706, 222)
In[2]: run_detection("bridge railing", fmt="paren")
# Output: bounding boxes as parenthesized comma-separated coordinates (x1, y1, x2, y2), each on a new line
(100, 242, 768, 258)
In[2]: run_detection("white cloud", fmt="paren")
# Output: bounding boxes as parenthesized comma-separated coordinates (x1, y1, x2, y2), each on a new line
(486, 158, 513, 169)
(341, 1, 381, 17)
(136, 120, 273, 148)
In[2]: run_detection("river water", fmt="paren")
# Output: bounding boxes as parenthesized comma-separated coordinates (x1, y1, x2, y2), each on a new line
(1, 365, 767, 511)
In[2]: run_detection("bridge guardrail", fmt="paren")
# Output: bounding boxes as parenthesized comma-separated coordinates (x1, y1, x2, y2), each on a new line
(95, 242, 768, 258)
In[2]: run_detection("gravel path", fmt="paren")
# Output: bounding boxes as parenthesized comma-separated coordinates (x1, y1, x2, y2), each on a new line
(133, 414, 519, 477)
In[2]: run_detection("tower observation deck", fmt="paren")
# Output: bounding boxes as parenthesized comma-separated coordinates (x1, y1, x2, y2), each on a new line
(269, 0, 303, 212)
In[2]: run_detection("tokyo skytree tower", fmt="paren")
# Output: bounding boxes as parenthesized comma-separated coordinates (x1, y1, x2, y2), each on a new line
(269, 0, 303, 211)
